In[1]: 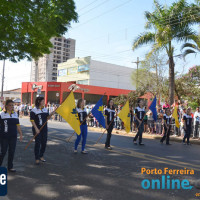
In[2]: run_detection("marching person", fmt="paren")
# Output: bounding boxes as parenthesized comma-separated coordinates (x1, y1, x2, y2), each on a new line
(193, 107, 200, 138)
(133, 99, 146, 145)
(160, 108, 172, 145)
(74, 99, 88, 154)
(182, 107, 193, 145)
(30, 97, 55, 165)
(0, 99, 23, 172)
(104, 99, 115, 150)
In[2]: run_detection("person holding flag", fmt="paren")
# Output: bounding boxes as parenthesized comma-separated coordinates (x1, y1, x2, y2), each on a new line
(104, 99, 115, 150)
(133, 99, 146, 145)
(160, 108, 172, 145)
(74, 99, 88, 154)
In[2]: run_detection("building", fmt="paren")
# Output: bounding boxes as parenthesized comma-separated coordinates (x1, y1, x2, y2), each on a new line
(21, 82, 134, 105)
(57, 56, 136, 90)
(31, 36, 76, 82)
(1, 88, 21, 102)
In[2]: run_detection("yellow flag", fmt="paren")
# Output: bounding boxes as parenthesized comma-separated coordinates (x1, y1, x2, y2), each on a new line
(56, 91, 81, 135)
(118, 100, 131, 133)
(172, 106, 180, 128)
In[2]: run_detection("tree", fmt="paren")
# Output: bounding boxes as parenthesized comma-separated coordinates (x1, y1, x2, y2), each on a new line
(181, 34, 200, 58)
(113, 88, 147, 107)
(175, 65, 200, 107)
(131, 52, 168, 99)
(0, 0, 78, 62)
(132, 0, 200, 105)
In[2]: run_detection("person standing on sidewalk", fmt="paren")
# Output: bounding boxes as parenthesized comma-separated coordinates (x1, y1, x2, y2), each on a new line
(104, 99, 115, 150)
(74, 99, 88, 154)
(182, 108, 193, 145)
(160, 108, 172, 145)
(0, 100, 23, 172)
(30, 97, 55, 165)
(133, 99, 146, 145)
(193, 107, 200, 138)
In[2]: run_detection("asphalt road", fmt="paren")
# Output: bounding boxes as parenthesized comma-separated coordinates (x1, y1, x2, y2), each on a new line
(2, 118, 200, 200)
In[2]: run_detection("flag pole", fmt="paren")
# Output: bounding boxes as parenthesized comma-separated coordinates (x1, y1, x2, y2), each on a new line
(24, 86, 77, 150)
(96, 115, 117, 144)
(67, 92, 107, 142)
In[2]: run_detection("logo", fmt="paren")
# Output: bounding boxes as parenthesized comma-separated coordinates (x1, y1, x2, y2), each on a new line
(71, 108, 79, 120)
(0, 167, 7, 196)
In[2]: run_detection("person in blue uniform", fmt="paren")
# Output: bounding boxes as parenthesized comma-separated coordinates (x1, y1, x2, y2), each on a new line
(160, 108, 172, 145)
(30, 97, 55, 165)
(133, 99, 146, 145)
(0, 99, 23, 172)
(182, 108, 193, 145)
(104, 99, 115, 150)
(74, 99, 88, 154)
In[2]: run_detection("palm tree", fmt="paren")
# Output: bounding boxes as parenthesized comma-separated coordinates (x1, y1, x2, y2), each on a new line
(132, 0, 200, 105)
(181, 35, 200, 58)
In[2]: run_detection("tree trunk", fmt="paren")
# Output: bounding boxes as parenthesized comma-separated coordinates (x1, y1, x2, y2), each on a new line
(169, 56, 175, 105)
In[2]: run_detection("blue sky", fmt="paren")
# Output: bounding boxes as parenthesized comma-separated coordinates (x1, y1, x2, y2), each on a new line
(0, 0, 199, 90)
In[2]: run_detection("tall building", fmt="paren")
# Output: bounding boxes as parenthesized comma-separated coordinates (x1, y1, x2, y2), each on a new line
(57, 56, 136, 90)
(31, 36, 75, 82)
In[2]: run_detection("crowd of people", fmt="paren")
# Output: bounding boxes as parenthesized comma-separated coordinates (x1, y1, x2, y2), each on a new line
(0, 97, 198, 172)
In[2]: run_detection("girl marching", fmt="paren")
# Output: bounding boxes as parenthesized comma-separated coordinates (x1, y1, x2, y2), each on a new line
(160, 108, 172, 145)
(30, 97, 55, 165)
(182, 107, 193, 145)
(133, 99, 146, 145)
(104, 99, 115, 150)
(74, 99, 88, 154)
(0, 99, 23, 172)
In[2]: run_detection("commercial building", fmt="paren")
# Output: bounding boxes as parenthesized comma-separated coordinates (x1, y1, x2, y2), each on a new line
(57, 56, 136, 90)
(31, 37, 75, 82)
(21, 82, 134, 105)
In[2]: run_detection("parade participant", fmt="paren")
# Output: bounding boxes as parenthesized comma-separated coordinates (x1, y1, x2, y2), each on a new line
(162, 100, 170, 111)
(133, 99, 146, 145)
(30, 97, 55, 165)
(160, 108, 172, 145)
(104, 99, 115, 150)
(182, 108, 193, 145)
(74, 99, 88, 154)
(193, 107, 200, 138)
(0, 100, 23, 172)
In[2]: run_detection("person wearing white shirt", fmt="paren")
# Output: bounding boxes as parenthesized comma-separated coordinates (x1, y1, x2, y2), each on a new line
(193, 107, 200, 138)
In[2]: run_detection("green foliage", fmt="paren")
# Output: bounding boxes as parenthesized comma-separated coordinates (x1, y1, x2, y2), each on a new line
(132, 0, 200, 105)
(0, 0, 78, 62)
(113, 88, 147, 107)
(175, 65, 200, 106)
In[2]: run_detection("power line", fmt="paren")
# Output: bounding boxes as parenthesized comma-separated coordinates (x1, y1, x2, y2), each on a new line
(77, 0, 100, 12)
(73, 0, 134, 29)
(79, 0, 111, 17)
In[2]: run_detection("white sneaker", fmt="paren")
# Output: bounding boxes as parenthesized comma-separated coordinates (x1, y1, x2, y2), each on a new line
(74, 150, 78, 153)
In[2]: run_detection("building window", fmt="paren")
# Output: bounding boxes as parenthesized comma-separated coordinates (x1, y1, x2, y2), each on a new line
(52, 77, 57, 81)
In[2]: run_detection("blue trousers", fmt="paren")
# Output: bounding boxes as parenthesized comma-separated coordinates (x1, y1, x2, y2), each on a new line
(75, 124, 88, 151)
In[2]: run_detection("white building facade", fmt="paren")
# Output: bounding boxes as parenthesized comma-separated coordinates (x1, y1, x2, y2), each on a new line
(57, 56, 136, 90)
(31, 37, 75, 82)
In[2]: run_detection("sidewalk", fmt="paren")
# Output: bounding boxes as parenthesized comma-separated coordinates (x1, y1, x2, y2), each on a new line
(88, 126, 200, 145)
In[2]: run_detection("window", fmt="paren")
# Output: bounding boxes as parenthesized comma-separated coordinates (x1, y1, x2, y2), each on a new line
(52, 77, 57, 81)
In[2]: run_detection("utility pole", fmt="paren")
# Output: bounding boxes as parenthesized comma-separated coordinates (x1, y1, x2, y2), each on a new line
(1, 60, 5, 100)
(132, 57, 140, 90)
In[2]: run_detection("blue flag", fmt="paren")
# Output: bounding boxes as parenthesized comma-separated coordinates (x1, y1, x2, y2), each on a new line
(149, 96, 157, 122)
(91, 96, 106, 128)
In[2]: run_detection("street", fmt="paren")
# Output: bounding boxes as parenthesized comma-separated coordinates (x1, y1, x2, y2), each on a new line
(2, 118, 200, 200)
